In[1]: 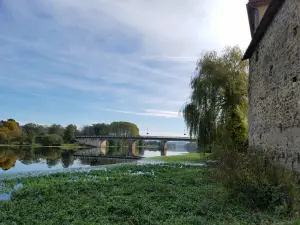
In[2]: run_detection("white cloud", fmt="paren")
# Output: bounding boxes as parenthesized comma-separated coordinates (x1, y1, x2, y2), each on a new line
(140, 130, 185, 137)
(104, 109, 182, 118)
(1, 0, 251, 135)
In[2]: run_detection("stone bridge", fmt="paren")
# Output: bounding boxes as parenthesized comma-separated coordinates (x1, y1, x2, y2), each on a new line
(75, 136, 196, 156)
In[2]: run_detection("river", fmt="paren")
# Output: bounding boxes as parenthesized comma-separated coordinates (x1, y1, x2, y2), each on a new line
(0, 146, 191, 174)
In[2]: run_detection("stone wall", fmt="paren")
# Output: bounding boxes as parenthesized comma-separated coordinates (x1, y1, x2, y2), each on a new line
(248, 0, 300, 169)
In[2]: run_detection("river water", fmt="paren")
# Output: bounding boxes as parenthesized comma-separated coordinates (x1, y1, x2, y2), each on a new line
(0, 146, 191, 174)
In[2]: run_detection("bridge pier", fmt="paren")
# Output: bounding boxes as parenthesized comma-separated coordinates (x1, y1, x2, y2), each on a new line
(159, 141, 168, 156)
(128, 140, 138, 157)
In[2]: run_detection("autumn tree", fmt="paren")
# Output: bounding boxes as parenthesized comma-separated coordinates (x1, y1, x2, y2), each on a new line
(0, 119, 22, 144)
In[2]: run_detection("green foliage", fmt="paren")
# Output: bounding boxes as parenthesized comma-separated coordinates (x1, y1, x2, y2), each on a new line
(63, 124, 77, 143)
(16, 133, 27, 145)
(0, 132, 8, 144)
(48, 124, 65, 137)
(42, 134, 63, 146)
(182, 46, 248, 152)
(214, 149, 299, 216)
(0, 165, 295, 224)
(151, 153, 211, 163)
(78, 122, 140, 137)
(109, 121, 139, 136)
(22, 123, 44, 135)
(22, 123, 45, 144)
(92, 123, 110, 135)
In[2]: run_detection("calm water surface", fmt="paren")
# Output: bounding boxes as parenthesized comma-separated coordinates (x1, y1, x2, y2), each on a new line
(0, 146, 191, 174)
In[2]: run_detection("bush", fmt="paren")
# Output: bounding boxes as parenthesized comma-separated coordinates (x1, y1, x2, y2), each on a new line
(15, 133, 28, 145)
(42, 134, 63, 146)
(213, 148, 299, 216)
(0, 132, 7, 144)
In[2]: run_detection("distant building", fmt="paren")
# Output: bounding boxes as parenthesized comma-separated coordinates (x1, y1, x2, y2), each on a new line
(243, 0, 300, 169)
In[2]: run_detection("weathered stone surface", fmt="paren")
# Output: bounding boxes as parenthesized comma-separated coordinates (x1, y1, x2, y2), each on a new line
(248, 0, 300, 169)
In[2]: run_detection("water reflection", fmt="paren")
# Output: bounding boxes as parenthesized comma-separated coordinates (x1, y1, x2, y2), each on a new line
(0, 146, 190, 174)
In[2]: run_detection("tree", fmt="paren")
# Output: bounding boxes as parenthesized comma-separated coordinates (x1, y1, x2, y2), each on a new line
(81, 125, 95, 136)
(92, 123, 110, 136)
(182, 46, 248, 152)
(109, 122, 139, 136)
(22, 123, 44, 135)
(64, 124, 77, 143)
(0, 119, 21, 144)
(42, 134, 63, 146)
(22, 123, 42, 144)
(48, 124, 65, 137)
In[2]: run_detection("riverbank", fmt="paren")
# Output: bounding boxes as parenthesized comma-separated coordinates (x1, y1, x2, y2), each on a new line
(0, 154, 298, 224)
(150, 152, 211, 163)
(0, 143, 90, 149)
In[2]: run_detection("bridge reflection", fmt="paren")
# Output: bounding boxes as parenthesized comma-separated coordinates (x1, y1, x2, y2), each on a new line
(73, 146, 142, 158)
(75, 137, 197, 157)
(72, 145, 175, 159)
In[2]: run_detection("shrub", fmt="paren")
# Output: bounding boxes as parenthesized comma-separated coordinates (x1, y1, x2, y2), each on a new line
(15, 133, 28, 145)
(0, 132, 7, 144)
(213, 148, 299, 216)
(42, 134, 63, 146)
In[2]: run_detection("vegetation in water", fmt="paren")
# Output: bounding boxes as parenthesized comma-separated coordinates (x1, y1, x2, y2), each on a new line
(0, 164, 297, 225)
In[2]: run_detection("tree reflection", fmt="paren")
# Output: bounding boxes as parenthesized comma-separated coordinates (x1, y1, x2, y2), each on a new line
(0, 145, 143, 172)
(37, 148, 62, 168)
(0, 148, 18, 170)
(20, 148, 38, 165)
(61, 151, 74, 168)
(106, 146, 128, 156)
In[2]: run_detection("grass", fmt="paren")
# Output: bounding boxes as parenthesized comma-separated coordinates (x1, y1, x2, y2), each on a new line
(0, 163, 296, 225)
(151, 153, 211, 163)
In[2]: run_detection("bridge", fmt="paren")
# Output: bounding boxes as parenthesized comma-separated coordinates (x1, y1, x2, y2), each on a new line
(75, 136, 197, 156)
(75, 136, 195, 141)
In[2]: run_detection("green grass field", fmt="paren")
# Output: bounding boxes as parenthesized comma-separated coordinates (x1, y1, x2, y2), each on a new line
(151, 153, 211, 163)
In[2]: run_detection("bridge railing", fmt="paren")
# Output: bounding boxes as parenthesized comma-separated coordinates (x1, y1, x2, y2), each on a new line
(75, 135, 196, 141)
(75, 135, 192, 138)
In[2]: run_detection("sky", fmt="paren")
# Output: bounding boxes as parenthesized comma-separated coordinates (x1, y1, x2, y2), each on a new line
(0, 0, 251, 136)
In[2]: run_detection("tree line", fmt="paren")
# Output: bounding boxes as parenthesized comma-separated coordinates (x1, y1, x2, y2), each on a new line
(0, 119, 140, 146)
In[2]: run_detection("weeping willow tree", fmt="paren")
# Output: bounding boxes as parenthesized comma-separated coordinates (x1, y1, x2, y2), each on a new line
(182, 46, 248, 152)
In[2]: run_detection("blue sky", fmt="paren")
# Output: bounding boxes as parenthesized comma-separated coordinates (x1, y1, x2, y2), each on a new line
(0, 0, 250, 136)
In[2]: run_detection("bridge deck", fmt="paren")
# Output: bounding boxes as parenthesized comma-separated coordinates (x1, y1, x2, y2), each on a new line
(75, 136, 196, 142)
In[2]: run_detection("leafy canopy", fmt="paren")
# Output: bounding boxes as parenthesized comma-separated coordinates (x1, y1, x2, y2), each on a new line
(182, 46, 248, 152)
